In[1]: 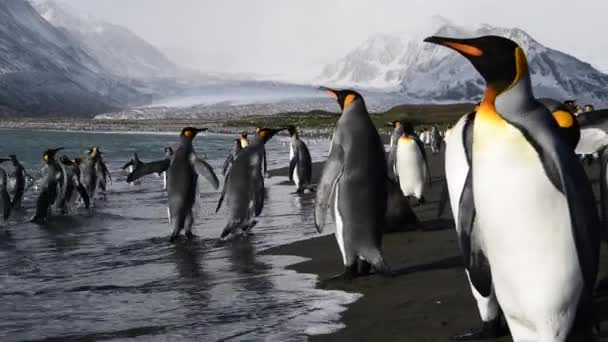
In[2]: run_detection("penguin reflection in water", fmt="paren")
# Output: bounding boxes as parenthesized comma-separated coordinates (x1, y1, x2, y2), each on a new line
(315, 87, 391, 280)
(216, 127, 286, 240)
(126, 127, 219, 242)
(427, 35, 599, 341)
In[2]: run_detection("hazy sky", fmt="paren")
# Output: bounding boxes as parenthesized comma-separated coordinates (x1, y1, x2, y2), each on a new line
(59, 0, 608, 80)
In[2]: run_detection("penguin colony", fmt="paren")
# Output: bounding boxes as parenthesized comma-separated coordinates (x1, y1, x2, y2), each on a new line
(4, 34, 608, 341)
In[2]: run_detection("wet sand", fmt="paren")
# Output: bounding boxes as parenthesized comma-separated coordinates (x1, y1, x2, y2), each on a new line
(265, 149, 608, 341)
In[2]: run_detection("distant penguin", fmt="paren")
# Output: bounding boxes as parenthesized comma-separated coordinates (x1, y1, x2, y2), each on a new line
(384, 120, 404, 182)
(95, 149, 111, 198)
(31, 148, 64, 223)
(430, 125, 442, 154)
(162, 147, 174, 190)
(395, 122, 430, 205)
(0, 154, 27, 208)
(222, 139, 242, 176)
(286, 125, 313, 193)
(127, 127, 219, 241)
(216, 127, 285, 240)
(426, 34, 599, 340)
(0, 168, 11, 222)
(122, 153, 143, 174)
(315, 87, 391, 280)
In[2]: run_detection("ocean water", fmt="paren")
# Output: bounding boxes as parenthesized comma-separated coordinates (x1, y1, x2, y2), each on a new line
(0, 129, 359, 342)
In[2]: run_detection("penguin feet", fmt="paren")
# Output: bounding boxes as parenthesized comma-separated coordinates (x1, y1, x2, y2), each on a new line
(169, 235, 179, 243)
(451, 317, 505, 341)
(30, 216, 46, 225)
(185, 231, 196, 240)
(325, 264, 359, 283)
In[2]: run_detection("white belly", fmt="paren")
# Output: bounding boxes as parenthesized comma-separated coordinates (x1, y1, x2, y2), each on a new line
(474, 123, 582, 340)
(334, 182, 346, 265)
(396, 139, 426, 199)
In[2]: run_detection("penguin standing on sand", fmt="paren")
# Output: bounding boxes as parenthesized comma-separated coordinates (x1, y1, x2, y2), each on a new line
(31, 148, 64, 223)
(286, 125, 313, 193)
(216, 127, 286, 240)
(0, 154, 28, 208)
(0, 168, 11, 222)
(315, 87, 391, 280)
(395, 122, 430, 205)
(385, 120, 404, 182)
(127, 127, 219, 241)
(222, 139, 242, 176)
(426, 35, 599, 340)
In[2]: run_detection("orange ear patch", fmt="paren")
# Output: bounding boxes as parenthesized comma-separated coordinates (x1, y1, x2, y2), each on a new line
(553, 110, 574, 128)
(344, 94, 357, 109)
(184, 130, 193, 138)
(444, 42, 483, 57)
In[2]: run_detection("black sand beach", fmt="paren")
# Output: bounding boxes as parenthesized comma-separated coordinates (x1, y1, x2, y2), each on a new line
(265, 149, 608, 341)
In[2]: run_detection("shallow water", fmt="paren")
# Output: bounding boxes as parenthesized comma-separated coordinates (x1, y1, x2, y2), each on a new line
(0, 129, 359, 342)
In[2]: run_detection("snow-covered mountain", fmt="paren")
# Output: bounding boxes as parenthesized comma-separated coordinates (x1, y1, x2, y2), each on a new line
(32, 0, 179, 79)
(0, 0, 148, 115)
(320, 18, 608, 105)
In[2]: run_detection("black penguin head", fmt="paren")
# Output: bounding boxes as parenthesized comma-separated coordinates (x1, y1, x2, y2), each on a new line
(256, 127, 286, 143)
(9, 154, 17, 162)
(164, 147, 174, 155)
(43, 147, 63, 162)
(73, 158, 82, 165)
(286, 125, 298, 137)
(59, 155, 73, 165)
(424, 35, 525, 95)
(585, 104, 595, 112)
(319, 87, 364, 111)
(180, 127, 207, 140)
(234, 138, 242, 147)
(87, 146, 101, 158)
(240, 131, 248, 139)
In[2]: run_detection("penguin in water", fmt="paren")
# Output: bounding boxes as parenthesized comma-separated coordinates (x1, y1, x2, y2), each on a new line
(31, 148, 64, 223)
(162, 147, 174, 190)
(82, 147, 100, 203)
(95, 148, 111, 199)
(122, 153, 143, 174)
(426, 35, 599, 340)
(216, 127, 286, 240)
(385, 120, 404, 182)
(127, 127, 219, 242)
(315, 87, 391, 280)
(222, 138, 243, 176)
(58, 155, 90, 212)
(430, 125, 442, 155)
(0, 167, 11, 222)
(0, 154, 28, 208)
(395, 121, 431, 205)
(286, 125, 314, 193)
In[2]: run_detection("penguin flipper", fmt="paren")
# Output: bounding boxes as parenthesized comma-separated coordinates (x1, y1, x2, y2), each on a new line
(190, 155, 219, 190)
(222, 154, 234, 176)
(599, 147, 608, 240)
(414, 135, 432, 188)
(436, 180, 449, 218)
(458, 170, 492, 297)
(215, 181, 227, 213)
(121, 160, 133, 171)
(288, 151, 298, 183)
(314, 145, 344, 233)
(126, 159, 170, 183)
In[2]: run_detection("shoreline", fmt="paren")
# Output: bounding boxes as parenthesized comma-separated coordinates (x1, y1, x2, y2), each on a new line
(264, 150, 608, 341)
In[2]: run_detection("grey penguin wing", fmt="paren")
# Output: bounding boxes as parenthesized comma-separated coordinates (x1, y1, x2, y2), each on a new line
(189, 154, 220, 190)
(215, 177, 228, 213)
(126, 159, 170, 183)
(314, 144, 344, 233)
(121, 160, 134, 170)
(76, 181, 90, 209)
(507, 103, 600, 293)
(251, 156, 265, 216)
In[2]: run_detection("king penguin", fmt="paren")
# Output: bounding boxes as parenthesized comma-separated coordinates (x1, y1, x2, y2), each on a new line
(127, 127, 219, 241)
(0, 154, 28, 208)
(222, 138, 243, 176)
(395, 121, 431, 204)
(58, 155, 90, 212)
(430, 125, 442, 155)
(315, 87, 391, 280)
(31, 148, 64, 223)
(425, 35, 599, 341)
(122, 153, 143, 174)
(286, 125, 314, 193)
(82, 147, 100, 204)
(216, 127, 286, 240)
(384, 120, 404, 182)
(95, 148, 111, 199)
